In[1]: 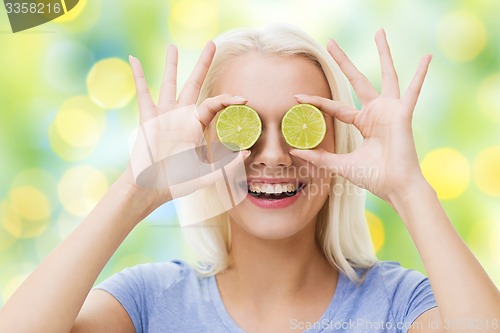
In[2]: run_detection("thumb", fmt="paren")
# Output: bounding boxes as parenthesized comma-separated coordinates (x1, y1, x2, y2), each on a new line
(289, 148, 350, 178)
(169, 149, 250, 200)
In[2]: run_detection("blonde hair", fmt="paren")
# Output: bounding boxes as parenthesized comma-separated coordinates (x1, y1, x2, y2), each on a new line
(183, 24, 377, 283)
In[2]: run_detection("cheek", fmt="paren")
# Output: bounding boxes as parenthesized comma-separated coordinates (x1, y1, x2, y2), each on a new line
(307, 170, 332, 202)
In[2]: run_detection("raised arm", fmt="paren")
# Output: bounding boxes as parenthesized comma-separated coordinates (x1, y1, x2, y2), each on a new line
(291, 30, 500, 332)
(0, 42, 248, 333)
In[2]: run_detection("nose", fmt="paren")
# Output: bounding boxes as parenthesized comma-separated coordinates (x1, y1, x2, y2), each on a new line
(250, 125, 292, 167)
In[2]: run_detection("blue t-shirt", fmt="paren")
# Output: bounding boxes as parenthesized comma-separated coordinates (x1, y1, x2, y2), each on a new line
(93, 260, 437, 333)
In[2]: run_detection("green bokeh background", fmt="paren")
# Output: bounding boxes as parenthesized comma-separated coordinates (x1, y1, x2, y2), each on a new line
(0, 0, 499, 305)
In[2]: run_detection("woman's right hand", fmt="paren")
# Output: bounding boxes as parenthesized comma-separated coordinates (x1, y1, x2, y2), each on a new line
(120, 41, 249, 209)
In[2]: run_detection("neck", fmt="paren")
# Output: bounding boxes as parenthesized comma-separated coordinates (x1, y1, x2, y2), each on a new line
(217, 216, 337, 300)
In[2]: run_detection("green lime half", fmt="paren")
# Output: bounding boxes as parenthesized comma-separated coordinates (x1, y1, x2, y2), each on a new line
(281, 104, 326, 149)
(216, 105, 262, 151)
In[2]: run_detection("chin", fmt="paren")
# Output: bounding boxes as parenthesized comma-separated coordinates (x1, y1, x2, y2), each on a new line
(234, 217, 305, 241)
(227, 198, 316, 241)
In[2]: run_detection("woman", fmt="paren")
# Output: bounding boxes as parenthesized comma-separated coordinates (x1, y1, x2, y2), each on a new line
(0, 25, 498, 333)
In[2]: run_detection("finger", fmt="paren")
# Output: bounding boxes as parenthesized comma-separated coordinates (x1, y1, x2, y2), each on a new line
(169, 150, 251, 200)
(402, 54, 432, 114)
(295, 94, 360, 125)
(129, 55, 156, 122)
(289, 148, 351, 178)
(178, 41, 216, 105)
(196, 94, 248, 129)
(158, 44, 179, 108)
(327, 39, 379, 103)
(218, 149, 251, 206)
(375, 29, 400, 98)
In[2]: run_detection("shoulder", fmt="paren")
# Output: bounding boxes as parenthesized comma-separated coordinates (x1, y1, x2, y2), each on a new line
(122, 260, 188, 287)
(94, 259, 205, 302)
(105, 260, 183, 281)
(93, 260, 219, 332)
(355, 260, 433, 305)
(343, 261, 437, 331)
(363, 260, 429, 286)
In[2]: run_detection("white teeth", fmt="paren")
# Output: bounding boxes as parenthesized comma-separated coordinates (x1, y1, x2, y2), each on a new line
(248, 183, 299, 194)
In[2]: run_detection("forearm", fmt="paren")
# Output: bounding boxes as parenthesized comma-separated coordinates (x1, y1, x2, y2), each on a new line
(0, 178, 158, 333)
(389, 180, 500, 331)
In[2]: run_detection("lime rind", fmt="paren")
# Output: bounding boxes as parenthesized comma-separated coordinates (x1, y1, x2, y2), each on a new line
(281, 103, 326, 149)
(216, 105, 262, 151)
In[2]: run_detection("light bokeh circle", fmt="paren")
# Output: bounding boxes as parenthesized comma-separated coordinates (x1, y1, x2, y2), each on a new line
(11, 168, 57, 193)
(0, 226, 17, 251)
(437, 10, 487, 62)
(53, 0, 88, 23)
(49, 96, 105, 160)
(474, 145, 500, 196)
(49, 125, 95, 161)
(1, 186, 51, 239)
(87, 58, 135, 109)
(54, 96, 106, 148)
(9, 186, 51, 221)
(365, 210, 385, 253)
(58, 165, 109, 217)
(168, 0, 219, 49)
(421, 148, 470, 200)
(477, 73, 500, 124)
(50, 0, 101, 32)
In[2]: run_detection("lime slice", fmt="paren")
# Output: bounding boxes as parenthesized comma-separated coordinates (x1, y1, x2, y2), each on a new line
(216, 105, 262, 151)
(281, 104, 326, 149)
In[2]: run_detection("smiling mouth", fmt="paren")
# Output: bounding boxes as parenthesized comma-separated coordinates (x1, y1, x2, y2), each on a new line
(247, 182, 306, 200)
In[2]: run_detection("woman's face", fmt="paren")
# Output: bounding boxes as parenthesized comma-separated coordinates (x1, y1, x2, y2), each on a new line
(206, 52, 334, 240)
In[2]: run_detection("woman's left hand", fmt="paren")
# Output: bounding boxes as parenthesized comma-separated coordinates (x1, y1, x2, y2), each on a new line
(290, 29, 432, 203)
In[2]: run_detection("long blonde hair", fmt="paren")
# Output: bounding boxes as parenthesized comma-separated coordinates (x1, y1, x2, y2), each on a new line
(183, 24, 377, 283)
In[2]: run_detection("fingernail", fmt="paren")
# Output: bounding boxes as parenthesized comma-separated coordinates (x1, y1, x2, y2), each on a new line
(294, 94, 306, 100)
(421, 54, 433, 63)
(241, 150, 251, 158)
(327, 39, 336, 47)
(206, 40, 215, 48)
(234, 95, 247, 102)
